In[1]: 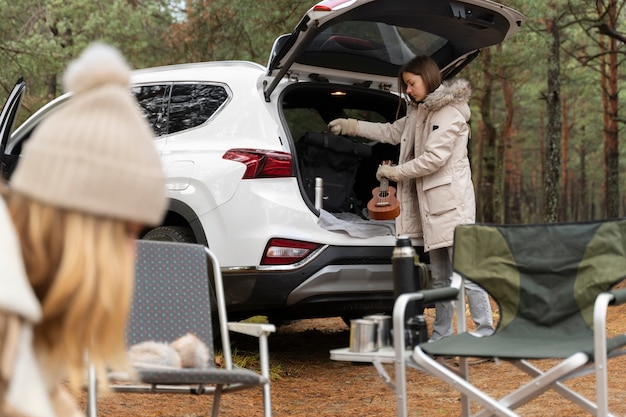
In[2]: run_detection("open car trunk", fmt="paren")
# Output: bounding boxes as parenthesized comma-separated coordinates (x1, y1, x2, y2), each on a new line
(271, 0, 523, 222)
(281, 82, 404, 219)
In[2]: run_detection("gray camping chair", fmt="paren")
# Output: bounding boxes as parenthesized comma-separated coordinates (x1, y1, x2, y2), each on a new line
(86, 240, 275, 417)
(391, 219, 626, 417)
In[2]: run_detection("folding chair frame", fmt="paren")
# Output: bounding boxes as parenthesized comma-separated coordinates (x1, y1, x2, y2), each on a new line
(401, 279, 626, 417)
(388, 220, 626, 417)
(86, 241, 276, 417)
(390, 273, 466, 417)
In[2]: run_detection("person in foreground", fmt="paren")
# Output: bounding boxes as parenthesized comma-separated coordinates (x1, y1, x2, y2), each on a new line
(328, 55, 493, 342)
(0, 43, 167, 416)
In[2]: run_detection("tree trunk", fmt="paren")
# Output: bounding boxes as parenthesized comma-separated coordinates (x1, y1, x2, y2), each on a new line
(543, 17, 562, 223)
(45, 74, 57, 101)
(578, 121, 589, 221)
(598, 0, 620, 218)
(560, 93, 570, 221)
(498, 43, 520, 223)
(475, 48, 502, 223)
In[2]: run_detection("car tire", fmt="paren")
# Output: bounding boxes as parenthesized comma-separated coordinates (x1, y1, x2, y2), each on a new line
(142, 225, 195, 243)
(143, 225, 224, 340)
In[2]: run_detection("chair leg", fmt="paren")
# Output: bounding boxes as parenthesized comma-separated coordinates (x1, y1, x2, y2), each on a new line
(594, 292, 612, 417)
(412, 348, 518, 417)
(259, 331, 273, 417)
(86, 364, 98, 417)
(513, 359, 607, 416)
(468, 353, 595, 417)
(457, 356, 470, 417)
(491, 354, 589, 414)
(211, 385, 224, 417)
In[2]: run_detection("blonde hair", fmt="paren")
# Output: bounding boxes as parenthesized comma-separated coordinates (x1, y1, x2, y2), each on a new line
(5, 190, 135, 392)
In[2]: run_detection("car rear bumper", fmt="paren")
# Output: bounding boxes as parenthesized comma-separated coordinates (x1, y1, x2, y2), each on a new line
(221, 244, 426, 320)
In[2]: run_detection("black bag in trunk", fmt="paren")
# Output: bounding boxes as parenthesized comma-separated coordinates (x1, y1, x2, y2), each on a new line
(296, 132, 372, 213)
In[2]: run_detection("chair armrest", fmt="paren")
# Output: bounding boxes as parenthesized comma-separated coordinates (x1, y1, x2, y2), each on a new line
(608, 287, 626, 306)
(420, 287, 460, 304)
(392, 286, 460, 348)
(227, 322, 276, 337)
(394, 286, 460, 309)
(227, 322, 275, 390)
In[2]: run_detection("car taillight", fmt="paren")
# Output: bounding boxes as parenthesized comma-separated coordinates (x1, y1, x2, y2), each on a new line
(261, 238, 321, 265)
(223, 148, 292, 179)
(313, 0, 355, 12)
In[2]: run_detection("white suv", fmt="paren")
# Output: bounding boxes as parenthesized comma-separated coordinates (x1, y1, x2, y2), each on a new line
(0, 0, 524, 323)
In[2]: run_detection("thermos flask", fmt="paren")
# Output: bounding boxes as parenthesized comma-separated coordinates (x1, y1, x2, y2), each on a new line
(392, 236, 428, 347)
(392, 236, 420, 318)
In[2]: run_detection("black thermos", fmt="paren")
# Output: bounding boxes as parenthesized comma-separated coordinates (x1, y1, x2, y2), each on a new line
(392, 236, 428, 347)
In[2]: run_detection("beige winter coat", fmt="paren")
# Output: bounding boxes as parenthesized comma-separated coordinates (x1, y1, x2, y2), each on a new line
(357, 79, 475, 252)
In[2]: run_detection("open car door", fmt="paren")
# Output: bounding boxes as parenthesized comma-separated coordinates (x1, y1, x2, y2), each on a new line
(0, 78, 26, 180)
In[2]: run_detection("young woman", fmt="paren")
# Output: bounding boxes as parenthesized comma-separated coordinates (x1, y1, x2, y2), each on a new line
(328, 55, 493, 341)
(0, 43, 166, 416)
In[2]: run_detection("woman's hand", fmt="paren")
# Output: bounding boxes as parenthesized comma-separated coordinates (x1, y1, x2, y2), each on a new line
(328, 118, 358, 136)
(376, 165, 399, 182)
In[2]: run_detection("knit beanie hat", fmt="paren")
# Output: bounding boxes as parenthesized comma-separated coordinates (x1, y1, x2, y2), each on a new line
(11, 43, 167, 226)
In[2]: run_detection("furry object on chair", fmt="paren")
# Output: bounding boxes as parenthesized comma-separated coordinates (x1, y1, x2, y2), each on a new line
(128, 341, 182, 368)
(170, 333, 210, 369)
(127, 333, 210, 369)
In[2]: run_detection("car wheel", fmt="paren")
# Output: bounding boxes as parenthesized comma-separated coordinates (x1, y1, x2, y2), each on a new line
(142, 225, 195, 243)
(143, 226, 223, 340)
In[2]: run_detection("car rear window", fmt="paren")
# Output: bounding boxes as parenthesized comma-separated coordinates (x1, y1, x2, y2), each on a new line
(169, 84, 228, 134)
(297, 21, 448, 77)
(133, 83, 229, 137)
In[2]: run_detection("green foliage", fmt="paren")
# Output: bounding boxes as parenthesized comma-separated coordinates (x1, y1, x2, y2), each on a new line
(166, 0, 310, 64)
(0, 0, 175, 109)
(227, 347, 284, 380)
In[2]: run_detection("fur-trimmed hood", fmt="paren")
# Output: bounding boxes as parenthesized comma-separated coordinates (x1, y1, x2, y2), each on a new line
(423, 78, 472, 118)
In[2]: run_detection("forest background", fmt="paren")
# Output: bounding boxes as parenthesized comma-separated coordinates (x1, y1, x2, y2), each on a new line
(0, 0, 624, 224)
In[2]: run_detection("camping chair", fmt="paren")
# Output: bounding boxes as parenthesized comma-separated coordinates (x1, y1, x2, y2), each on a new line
(391, 219, 626, 417)
(85, 240, 276, 417)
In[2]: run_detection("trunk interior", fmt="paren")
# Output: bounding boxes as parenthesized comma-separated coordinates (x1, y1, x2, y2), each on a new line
(281, 83, 404, 220)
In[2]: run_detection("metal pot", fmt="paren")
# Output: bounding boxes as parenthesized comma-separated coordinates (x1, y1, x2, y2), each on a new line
(364, 314, 391, 348)
(349, 319, 378, 353)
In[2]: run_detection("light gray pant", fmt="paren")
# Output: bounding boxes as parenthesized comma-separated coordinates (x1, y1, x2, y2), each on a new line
(428, 246, 494, 341)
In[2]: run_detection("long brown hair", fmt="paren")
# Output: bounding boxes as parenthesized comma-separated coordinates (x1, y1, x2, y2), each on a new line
(5, 190, 135, 392)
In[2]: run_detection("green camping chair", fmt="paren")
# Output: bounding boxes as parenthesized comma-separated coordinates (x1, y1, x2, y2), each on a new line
(392, 219, 626, 417)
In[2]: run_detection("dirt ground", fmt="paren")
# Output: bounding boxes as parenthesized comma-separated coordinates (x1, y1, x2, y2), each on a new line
(75, 297, 626, 417)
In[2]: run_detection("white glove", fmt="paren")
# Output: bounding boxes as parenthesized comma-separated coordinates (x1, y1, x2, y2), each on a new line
(328, 118, 358, 136)
(376, 165, 399, 182)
